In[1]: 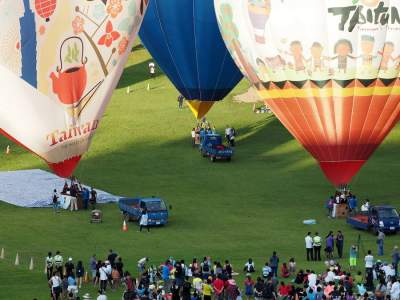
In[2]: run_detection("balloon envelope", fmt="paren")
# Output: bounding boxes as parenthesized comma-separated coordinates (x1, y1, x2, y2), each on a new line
(0, 0, 148, 177)
(215, 0, 400, 186)
(139, 0, 243, 119)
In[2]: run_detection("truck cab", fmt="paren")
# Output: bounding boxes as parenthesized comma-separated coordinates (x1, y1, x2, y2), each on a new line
(369, 206, 400, 233)
(140, 198, 169, 225)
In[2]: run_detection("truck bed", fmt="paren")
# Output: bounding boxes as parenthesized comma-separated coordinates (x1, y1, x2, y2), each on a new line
(347, 214, 369, 230)
(118, 198, 141, 219)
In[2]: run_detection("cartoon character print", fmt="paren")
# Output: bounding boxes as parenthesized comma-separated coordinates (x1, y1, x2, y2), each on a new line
(286, 41, 307, 73)
(308, 42, 328, 73)
(247, 0, 271, 44)
(331, 39, 356, 73)
(360, 35, 377, 68)
(378, 42, 396, 71)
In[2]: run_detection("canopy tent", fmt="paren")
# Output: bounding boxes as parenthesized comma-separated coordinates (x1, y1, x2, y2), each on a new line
(0, 169, 120, 208)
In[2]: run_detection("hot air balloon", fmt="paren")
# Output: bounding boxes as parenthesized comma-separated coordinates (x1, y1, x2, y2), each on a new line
(35, 0, 57, 22)
(0, 0, 148, 177)
(139, 0, 243, 119)
(215, 0, 400, 187)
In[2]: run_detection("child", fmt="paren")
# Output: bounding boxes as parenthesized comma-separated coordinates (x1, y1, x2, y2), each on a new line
(244, 275, 255, 300)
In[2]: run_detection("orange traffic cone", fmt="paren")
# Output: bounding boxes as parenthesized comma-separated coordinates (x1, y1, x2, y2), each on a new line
(122, 220, 128, 232)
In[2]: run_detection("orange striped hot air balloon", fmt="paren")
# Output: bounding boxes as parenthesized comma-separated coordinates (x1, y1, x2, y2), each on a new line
(215, 0, 400, 187)
(35, 0, 57, 22)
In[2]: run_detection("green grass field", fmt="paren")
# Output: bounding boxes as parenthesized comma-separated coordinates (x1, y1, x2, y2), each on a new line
(0, 45, 400, 300)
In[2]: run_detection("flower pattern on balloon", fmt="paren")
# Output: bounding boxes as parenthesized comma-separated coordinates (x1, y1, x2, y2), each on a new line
(118, 36, 129, 55)
(98, 21, 120, 47)
(72, 16, 85, 35)
(107, 0, 123, 18)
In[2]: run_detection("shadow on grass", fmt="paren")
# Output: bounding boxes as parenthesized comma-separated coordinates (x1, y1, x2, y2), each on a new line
(117, 58, 165, 89)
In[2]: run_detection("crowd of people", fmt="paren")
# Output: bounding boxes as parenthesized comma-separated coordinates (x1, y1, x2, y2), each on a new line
(191, 120, 217, 146)
(190, 121, 236, 148)
(42, 238, 400, 300)
(52, 177, 98, 212)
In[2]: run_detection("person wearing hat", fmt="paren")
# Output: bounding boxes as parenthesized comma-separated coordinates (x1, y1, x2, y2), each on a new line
(65, 257, 75, 278)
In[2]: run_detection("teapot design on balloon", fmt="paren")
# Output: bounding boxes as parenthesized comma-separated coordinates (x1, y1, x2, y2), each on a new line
(50, 37, 88, 108)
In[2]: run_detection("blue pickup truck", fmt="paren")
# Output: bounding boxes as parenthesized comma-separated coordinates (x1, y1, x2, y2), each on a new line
(199, 134, 233, 162)
(347, 205, 400, 234)
(118, 197, 168, 226)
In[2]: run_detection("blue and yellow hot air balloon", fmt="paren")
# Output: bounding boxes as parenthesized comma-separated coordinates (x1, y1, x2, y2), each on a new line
(139, 0, 243, 119)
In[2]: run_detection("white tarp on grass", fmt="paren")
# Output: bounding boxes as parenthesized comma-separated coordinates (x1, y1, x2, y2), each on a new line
(0, 169, 120, 208)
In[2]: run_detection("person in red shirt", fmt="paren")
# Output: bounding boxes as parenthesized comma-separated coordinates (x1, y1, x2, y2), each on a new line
(213, 274, 225, 300)
(280, 263, 290, 278)
(278, 281, 291, 297)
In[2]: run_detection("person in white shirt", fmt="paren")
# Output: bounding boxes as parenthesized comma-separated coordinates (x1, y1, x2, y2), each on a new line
(305, 232, 314, 261)
(139, 209, 149, 232)
(365, 250, 374, 271)
(324, 268, 335, 283)
(308, 270, 317, 288)
(49, 272, 62, 300)
(390, 278, 400, 300)
(99, 262, 110, 292)
(244, 258, 255, 273)
(137, 257, 148, 273)
(361, 200, 370, 212)
(262, 263, 272, 278)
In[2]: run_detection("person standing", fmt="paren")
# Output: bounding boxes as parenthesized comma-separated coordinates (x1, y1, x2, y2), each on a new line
(76, 260, 84, 288)
(392, 246, 399, 276)
(305, 232, 314, 261)
(90, 187, 97, 210)
(325, 231, 334, 259)
(99, 262, 109, 292)
(46, 252, 54, 280)
(336, 231, 344, 258)
(49, 272, 62, 300)
(139, 209, 149, 232)
(89, 254, 97, 283)
(313, 232, 322, 261)
(269, 251, 279, 277)
(82, 187, 90, 210)
(178, 95, 184, 109)
(349, 245, 358, 270)
(52, 189, 59, 213)
(364, 250, 374, 273)
(54, 251, 64, 278)
(377, 230, 385, 256)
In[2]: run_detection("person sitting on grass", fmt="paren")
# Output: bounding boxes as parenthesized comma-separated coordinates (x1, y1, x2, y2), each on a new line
(244, 258, 255, 273)
(280, 263, 290, 278)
